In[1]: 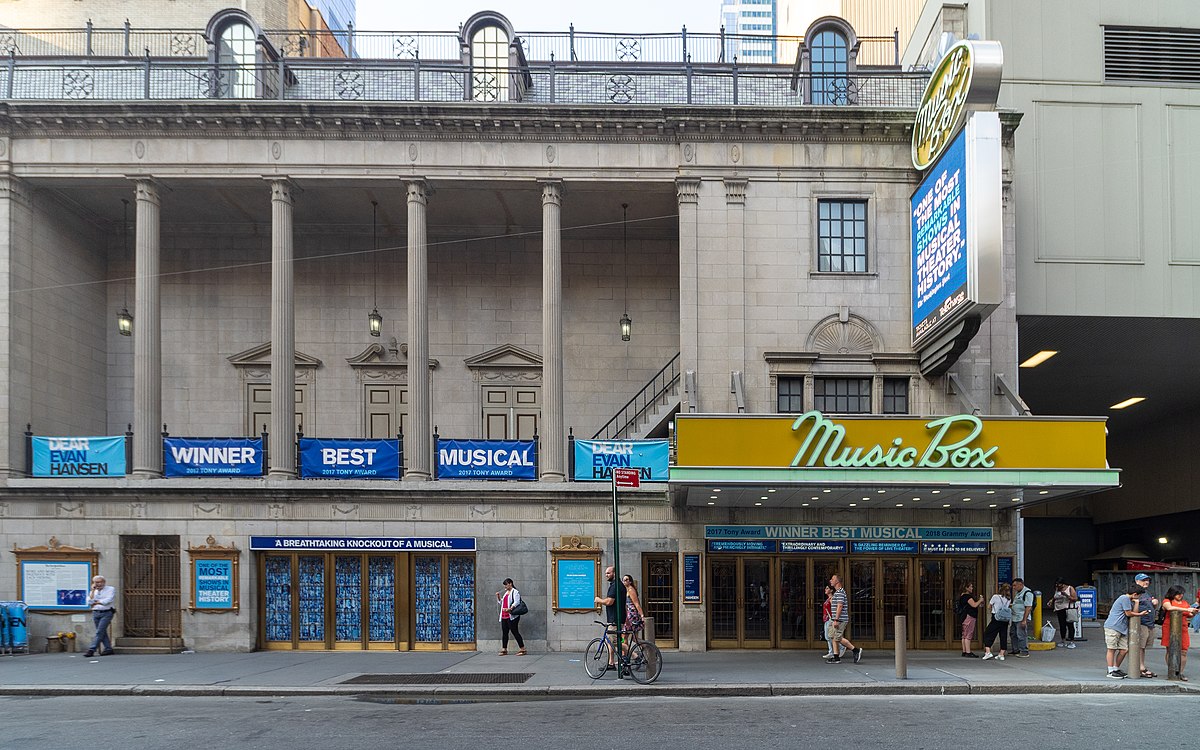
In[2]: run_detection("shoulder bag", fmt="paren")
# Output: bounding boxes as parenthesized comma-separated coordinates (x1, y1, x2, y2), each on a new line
(509, 599, 529, 617)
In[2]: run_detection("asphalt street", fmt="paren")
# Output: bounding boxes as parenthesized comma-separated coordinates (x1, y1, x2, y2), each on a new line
(1, 694, 1186, 750)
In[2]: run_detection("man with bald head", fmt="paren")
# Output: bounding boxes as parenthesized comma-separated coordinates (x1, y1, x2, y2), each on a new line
(84, 575, 116, 657)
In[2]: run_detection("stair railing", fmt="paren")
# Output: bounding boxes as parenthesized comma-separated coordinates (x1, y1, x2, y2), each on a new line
(592, 353, 680, 440)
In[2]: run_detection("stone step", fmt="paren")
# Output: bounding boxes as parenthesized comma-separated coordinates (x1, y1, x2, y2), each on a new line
(104, 644, 183, 655)
(115, 637, 185, 653)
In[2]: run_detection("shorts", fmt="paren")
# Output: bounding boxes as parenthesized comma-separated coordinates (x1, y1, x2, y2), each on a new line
(1103, 627, 1128, 651)
(962, 615, 977, 641)
(1134, 625, 1155, 649)
(828, 621, 848, 641)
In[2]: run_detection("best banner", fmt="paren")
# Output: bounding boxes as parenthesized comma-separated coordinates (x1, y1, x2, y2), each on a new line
(31, 436, 126, 477)
(437, 439, 537, 479)
(298, 438, 401, 479)
(572, 439, 669, 481)
(164, 437, 263, 477)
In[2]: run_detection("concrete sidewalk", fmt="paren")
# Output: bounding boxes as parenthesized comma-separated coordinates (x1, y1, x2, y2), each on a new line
(1, 634, 1196, 698)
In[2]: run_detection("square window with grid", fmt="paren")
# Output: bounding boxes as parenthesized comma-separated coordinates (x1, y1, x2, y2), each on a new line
(814, 377, 871, 414)
(883, 378, 909, 415)
(777, 377, 805, 413)
(817, 199, 868, 273)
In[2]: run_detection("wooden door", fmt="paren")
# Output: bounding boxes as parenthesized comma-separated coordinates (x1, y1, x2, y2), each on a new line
(365, 384, 407, 438)
(481, 385, 540, 439)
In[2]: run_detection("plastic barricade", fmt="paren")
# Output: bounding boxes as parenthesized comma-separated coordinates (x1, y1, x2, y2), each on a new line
(0, 601, 30, 652)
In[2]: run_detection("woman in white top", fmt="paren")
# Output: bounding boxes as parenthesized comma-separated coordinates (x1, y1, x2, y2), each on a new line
(496, 578, 526, 656)
(981, 583, 1012, 661)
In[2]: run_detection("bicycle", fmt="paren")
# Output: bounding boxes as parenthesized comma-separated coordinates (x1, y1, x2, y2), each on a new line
(583, 619, 662, 684)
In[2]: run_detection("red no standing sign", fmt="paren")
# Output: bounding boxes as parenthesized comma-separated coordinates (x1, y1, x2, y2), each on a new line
(612, 467, 640, 489)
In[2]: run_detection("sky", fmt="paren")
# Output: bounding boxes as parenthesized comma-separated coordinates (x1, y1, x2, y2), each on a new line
(355, 0, 720, 34)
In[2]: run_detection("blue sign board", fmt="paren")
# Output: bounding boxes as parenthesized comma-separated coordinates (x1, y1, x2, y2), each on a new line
(920, 541, 990, 555)
(780, 541, 849, 554)
(250, 536, 476, 552)
(850, 541, 919, 554)
(708, 540, 778, 553)
(194, 558, 234, 609)
(912, 126, 969, 344)
(164, 437, 263, 477)
(572, 439, 670, 482)
(556, 558, 597, 610)
(437, 439, 537, 480)
(705, 525, 993, 542)
(31, 436, 125, 477)
(298, 438, 400, 479)
(997, 556, 1014, 585)
(683, 554, 701, 602)
(1076, 586, 1097, 620)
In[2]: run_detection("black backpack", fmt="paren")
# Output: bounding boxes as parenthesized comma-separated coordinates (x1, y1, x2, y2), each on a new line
(955, 596, 968, 618)
(1155, 605, 1167, 626)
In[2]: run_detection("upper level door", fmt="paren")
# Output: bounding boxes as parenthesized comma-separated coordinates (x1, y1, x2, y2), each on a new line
(246, 383, 308, 436)
(481, 385, 540, 439)
(364, 385, 408, 439)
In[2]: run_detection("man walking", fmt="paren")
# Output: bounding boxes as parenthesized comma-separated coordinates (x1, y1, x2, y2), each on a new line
(84, 575, 116, 657)
(1010, 578, 1034, 657)
(825, 574, 862, 664)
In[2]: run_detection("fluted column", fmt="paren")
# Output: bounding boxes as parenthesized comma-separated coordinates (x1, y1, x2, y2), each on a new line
(676, 178, 700, 413)
(405, 179, 431, 480)
(268, 179, 296, 479)
(132, 179, 162, 478)
(539, 179, 565, 482)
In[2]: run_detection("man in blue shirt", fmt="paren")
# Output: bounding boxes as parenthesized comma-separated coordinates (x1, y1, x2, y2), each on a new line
(1103, 583, 1149, 678)
(1009, 578, 1034, 657)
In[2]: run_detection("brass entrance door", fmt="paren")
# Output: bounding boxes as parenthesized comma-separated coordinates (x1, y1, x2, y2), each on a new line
(642, 555, 677, 647)
(951, 558, 982, 650)
(120, 535, 181, 639)
(707, 557, 775, 647)
(847, 558, 911, 647)
(918, 559, 947, 646)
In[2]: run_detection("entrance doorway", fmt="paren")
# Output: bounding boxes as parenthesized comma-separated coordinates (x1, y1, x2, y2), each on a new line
(918, 557, 982, 648)
(120, 535, 181, 639)
(642, 555, 677, 647)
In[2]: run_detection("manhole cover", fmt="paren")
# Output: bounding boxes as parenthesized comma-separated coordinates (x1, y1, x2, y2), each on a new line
(341, 673, 533, 685)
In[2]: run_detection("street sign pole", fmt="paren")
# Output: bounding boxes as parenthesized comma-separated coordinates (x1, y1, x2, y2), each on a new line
(610, 467, 641, 673)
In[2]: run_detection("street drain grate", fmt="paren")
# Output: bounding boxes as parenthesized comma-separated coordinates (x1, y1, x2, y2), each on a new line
(341, 673, 534, 685)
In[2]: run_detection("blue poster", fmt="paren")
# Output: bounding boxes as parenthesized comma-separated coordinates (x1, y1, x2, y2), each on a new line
(1076, 586, 1097, 620)
(572, 439, 670, 482)
(683, 554, 701, 602)
(164, 437, 263, 477)
(780, 541, 849, 553)
(556, 558, 596, 610)
(298, 438, 400, 479)
(708, 540, 778, 553)
(194, 559, 233, 609)
(250, 536, 476, 552)
(997, 556, 1014, 584)
(437, 439, 537, 480)
(850, 541, 918, 554)
(911, 126, 969, 343)
(920, 541, 990, 555)
(31, 436, 125, 477)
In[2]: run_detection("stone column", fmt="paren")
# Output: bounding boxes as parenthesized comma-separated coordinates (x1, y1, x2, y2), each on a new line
(539, 179, 565, 482)
(724, 178, 748, 411)
(405, 180, 431, 480)
(268, 179, 296, 479)
(676, 179, 700, 412)
(132, 179, 162, 477)
(0, 176, 31, 476)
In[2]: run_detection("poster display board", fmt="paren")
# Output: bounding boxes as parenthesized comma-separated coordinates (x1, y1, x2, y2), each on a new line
(682, 553, 701, 603)
(20, 560, 92, 610)
(552, 555, 600, 612)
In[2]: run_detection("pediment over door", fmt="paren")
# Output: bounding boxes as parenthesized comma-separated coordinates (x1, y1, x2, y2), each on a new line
(346, 337, 438, 383)
(464, 344, 542, 383)
(228, 342, 322, 381)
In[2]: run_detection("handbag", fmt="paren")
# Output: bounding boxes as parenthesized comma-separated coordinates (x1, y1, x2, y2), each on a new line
(508, 599, 529, 617)
(1065, 606, 1081, 623)
(994, 605, 1014, 622)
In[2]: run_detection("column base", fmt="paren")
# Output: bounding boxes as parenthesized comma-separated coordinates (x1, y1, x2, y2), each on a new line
(403, 469, 431, 481)
(130, 470, 163, 479)
(267, 470, 296, 480)
(538, 472, 566, 483)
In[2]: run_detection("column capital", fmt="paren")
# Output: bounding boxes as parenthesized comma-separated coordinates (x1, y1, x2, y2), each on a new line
(539, 178, 563, 206)
(676, 178, 701, 205)
(0, 175, 31, 207)
(723, 178, 748, 205)
(406, 179, 430, 205)
(267, 178, 299, 204)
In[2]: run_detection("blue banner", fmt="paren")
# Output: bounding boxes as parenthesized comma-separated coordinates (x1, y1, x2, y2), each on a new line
(437, 439, 537, 480)
(850, 541, 918, 554)
(298, 438, 400, 479)
(708, 540, 778, 553)
(781, 541, 849, 554)
(920, 541, 990, 555)
(683, 554, 701, 602)
(250, 536, 477, 552)
(164, 438, 263, 477)
(31, 436, 125, 477)
(556, 558, 597, 610)
(572, 439, 670, 482)
(912, 126, 970, 343)
(194, 558, 234, 609)
(705, 525, 994, 542)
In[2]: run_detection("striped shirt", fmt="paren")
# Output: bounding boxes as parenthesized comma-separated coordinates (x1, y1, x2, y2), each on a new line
(831, 588, 849, 622)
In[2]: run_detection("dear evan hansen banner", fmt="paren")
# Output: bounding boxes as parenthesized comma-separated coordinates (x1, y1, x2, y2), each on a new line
(437, 439, 537, 480)
(31, 436, 126, 477)
(573, 439, 670, 482)
(299, 438, 401, 479)
(163, 438, 263, 477)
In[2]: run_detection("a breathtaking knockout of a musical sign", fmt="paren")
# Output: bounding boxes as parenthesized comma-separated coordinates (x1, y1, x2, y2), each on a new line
(911, 39, 1003, 171)
(789, 411, 996, 469)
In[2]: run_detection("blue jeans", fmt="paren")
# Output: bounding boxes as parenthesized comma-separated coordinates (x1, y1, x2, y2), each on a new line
(88, 609, 114, 653)
(1009, 621, 1029, 652)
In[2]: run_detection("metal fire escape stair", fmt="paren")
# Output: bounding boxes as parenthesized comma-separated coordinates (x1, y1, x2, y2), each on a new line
(592, 353, 680, 440)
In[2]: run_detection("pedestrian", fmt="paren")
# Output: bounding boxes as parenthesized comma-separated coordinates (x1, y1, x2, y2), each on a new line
(822, 584, 835, 657)
(621, 574, 646, 642)
(495, 578, 526, 656)
(1103, 583, 1149, 679)
(981, 583, 1011, 661)
(1160, 585, 1198, 681)
(958, 582, 984, 657)
(1050, 578, 1079, 647)
(1009, 578, 1034, 658)
(84, 575, 116, 657)
(825, 574, 862, 664)
(1133, 573, 1159, 678)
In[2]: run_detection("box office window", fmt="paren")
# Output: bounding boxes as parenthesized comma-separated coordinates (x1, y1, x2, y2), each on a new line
(817, 199, 868, 273)
(814, 377, 870, 414)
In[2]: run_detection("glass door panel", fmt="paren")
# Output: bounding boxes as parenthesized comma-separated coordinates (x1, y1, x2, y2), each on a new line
(919, 559, 946, 644)
(263, 555, 293, 645)
(779, 560, 807, 643)
(297, 555, 326, 646)
(951, 558, 981, 649)
(414, 556, 443, 645)
(849, 559, 877, 644)
(367, 556, 396, 645)
(811, 558, 841, 644)
(643, 555, 677, 647)
(708, 559, 738, 644)
(333, 555, 363, 646)
(447, 556, 476, 645)
(882, 560, 910, 643)
(741, 558, 773, 645)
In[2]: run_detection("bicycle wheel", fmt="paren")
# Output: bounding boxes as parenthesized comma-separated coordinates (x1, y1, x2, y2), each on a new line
(627, 641, 662, 684)
(583, 637, 611, 679)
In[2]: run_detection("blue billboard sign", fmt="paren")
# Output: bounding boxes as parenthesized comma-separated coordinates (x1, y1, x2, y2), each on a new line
(298, 438, 400, 479)
(912, 126, 969, 344)
(708, 540, 778, 553)
(164, 438, 263, 477)
(193, 558, 234, 609)
(555, 558, 597, 610)
(780, 541, 849, 553)
(250, 537, 477, 552)
(437, 439, 537, 480)
(920, 541, 991, 555)
(705, 525, 993, 542)
(1076, 586, 1097, 620)
(31, 436, 125, 477)
(850, 541, 919, 554)
(683, 554, 701, 602)
(572, 439, 670, 482)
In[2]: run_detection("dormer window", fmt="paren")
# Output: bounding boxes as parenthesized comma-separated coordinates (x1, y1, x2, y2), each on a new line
(794, 17, 861, 105)
(217, 21, 256, 98)
(471, 24, 509, 101)
(205, 9, 280, 99)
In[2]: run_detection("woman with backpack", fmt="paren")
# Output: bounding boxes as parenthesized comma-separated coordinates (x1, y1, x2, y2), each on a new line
(981, 583, 1012, 661)
(1160, 585, 1198, 681)
(958, 582, 985, 657)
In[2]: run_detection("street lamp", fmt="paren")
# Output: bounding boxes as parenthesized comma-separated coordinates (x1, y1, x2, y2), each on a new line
(619, 203, 631, 341)
(117, 198, 132, 336)
(368, 200, 382, 336)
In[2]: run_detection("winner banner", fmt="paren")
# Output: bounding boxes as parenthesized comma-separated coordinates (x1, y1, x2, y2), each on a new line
(31, 436, 126, 477)
(164, 437, 263, 477)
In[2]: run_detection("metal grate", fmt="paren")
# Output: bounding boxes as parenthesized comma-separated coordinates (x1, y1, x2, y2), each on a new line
(341, 673, 533, 685)
(120, 535, 181, 639)
(1104, 26, 1200, 84)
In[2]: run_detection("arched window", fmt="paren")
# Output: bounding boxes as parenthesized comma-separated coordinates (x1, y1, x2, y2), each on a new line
(471, 24, 509, 102)
(810, 29, 849, 104)
(217, 21, 257, 98)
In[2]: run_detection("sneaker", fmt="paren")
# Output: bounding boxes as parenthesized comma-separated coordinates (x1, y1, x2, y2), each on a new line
(997, 654, 1006, 661)
(1113, 670, 1128, 678)
(1107, 671, 1124, 679)
(981, 652, 995, 660)
(99, 650, 115, 656)
(1057, 642, 1065, 648)
(853, 647, 864, 663)
(823, 652, 838, 660)
(1066, 642, 1076, 649)
(1014, 651, 1029, 658)
(828, 656, 841, 663)
(83, 650, 95, 657)
(965, 652, 980, 658)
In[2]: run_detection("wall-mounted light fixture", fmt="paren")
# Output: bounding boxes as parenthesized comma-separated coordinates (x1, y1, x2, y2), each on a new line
(368, 200, 382, 337)
(620, 202, 631, 342)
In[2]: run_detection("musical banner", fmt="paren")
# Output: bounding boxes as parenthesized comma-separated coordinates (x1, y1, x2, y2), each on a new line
(164, 437, 263, 477)
(298, 438, 401, 479)
(436, 439, 537, 480)
(31, 436, 125, 477)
